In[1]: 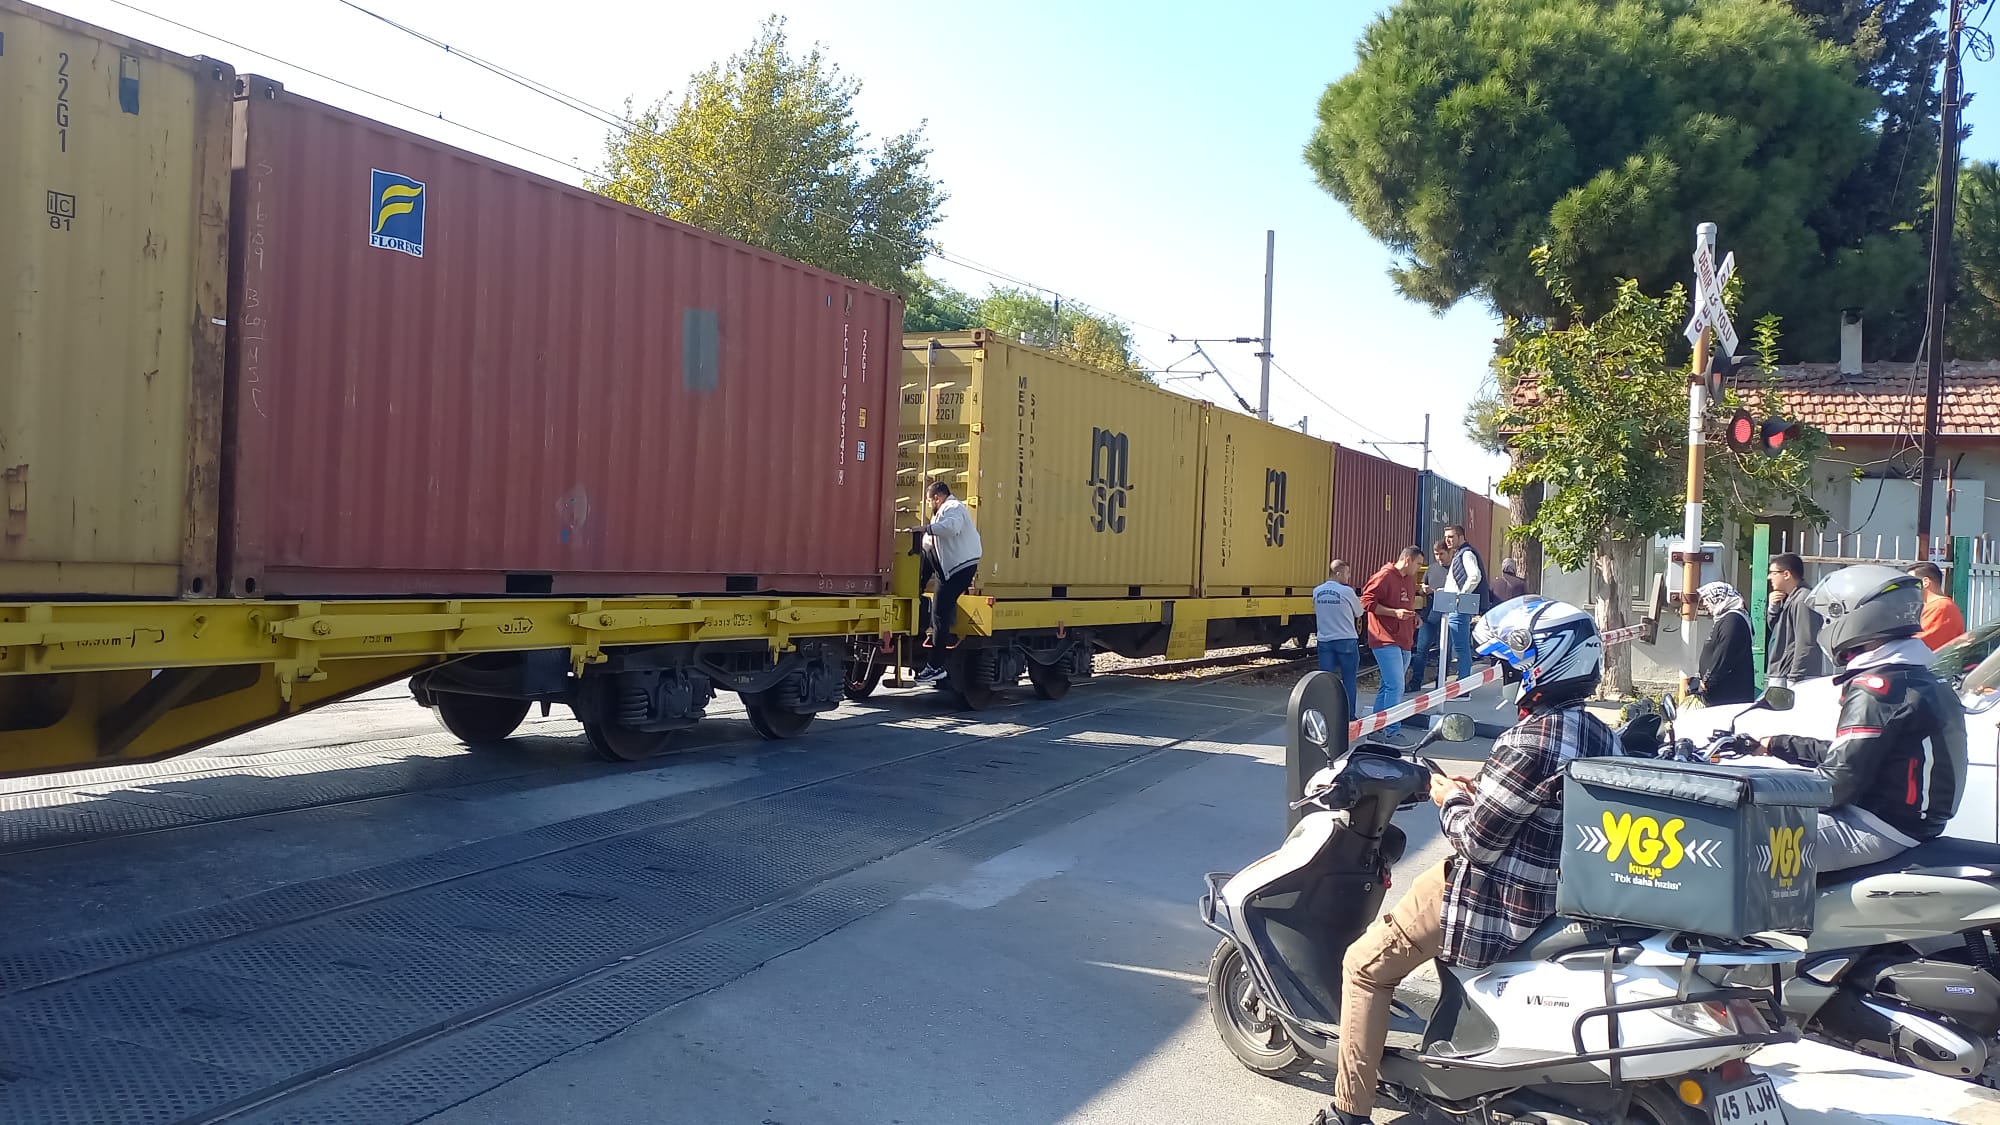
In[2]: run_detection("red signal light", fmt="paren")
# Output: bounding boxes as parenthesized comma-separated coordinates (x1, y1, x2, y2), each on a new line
(1759, 419, 1800, 457)
(1725, 409, 1756, 453)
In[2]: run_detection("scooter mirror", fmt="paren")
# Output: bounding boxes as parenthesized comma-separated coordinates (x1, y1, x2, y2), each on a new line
(1659, 692, 1678, 721)
(1760, 685, 1795, 712)
(1436, 713, 1476, 743)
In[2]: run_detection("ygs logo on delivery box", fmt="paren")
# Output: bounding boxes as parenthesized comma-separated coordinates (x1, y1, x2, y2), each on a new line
(1758, 826, 1810, 889)
(1574, 809, 1723, 891)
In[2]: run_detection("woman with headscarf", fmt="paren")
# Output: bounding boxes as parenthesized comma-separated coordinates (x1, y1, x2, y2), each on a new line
(1690, 581, 1756, 705)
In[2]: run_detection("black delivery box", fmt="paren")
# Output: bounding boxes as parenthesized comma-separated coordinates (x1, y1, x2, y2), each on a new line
(1557, 757, 1834, 939)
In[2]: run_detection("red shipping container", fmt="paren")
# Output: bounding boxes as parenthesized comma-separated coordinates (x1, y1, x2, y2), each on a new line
(222, 78, 899, 597)
(1461, 488, 1487, 568)
(1330, 445, 1419, 578)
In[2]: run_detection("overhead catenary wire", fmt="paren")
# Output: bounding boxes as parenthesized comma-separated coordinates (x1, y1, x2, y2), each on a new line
(324, 0, 1177, 342)
(99, 0, 602, 181)
(110, 0, 1430, 465)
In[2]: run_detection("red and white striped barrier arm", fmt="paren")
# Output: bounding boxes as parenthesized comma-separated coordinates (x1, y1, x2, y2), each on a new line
(1345, 622, 1649, 740)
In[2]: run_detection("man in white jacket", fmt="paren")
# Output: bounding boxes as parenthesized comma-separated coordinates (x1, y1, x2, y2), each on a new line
(908, 480, 982, 682)
(1439, 524, 1486, 683)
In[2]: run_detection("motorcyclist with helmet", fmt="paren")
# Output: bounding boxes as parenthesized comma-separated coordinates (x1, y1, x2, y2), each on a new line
(1759, 564, 1968, 872)
(1315, 596, 1615, 1125)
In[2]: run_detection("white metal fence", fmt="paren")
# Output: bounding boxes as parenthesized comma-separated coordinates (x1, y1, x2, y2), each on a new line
(1968, 536, 2000, 631)
(1774, 531, 2000, 630)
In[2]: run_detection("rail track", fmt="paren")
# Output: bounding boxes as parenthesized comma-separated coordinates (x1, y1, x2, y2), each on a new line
(0, 670, 1292, 1125)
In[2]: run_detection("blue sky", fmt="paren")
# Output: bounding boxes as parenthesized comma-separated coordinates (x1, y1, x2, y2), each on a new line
(46, 0, 1999, 496)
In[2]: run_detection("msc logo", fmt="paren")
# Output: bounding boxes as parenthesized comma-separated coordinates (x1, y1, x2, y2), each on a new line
(1089, 428, 1133, 534)
(1767, 826, 1806, 880)
(369, 169, 426, 257)
(1263, 469, 1289, 547)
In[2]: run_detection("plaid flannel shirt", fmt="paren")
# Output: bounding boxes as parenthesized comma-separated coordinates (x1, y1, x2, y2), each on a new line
(1437, 704, 1616, 968)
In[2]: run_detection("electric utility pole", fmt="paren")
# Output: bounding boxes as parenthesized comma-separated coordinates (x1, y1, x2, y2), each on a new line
(1918, 0, 1966, 540)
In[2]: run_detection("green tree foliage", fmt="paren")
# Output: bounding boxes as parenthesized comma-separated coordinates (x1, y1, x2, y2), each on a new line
(1952, 161, 2000, 358)
(903, 270, 977, 333)
(972, 288, 1145, 377)
(593, 17, 945, 296)
(1494, 248, 1827, 576)
(900, 278, 1147, 377)
(1307, 0, 1925, 362)
(1783, 1, 1942, 245)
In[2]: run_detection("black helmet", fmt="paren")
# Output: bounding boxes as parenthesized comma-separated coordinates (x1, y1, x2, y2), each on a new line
(1810, 564, 1923, 665)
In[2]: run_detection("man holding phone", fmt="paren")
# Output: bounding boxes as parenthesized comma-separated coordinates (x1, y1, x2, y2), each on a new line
(1361, 547, 1424, 737)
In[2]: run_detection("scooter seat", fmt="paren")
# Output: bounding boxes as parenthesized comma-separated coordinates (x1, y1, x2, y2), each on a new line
(1505, 916, 1655, 963)
(1823, 835, 2000, 885)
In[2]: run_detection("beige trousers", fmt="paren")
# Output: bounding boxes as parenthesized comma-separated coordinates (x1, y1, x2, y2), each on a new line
(1333, 858, 1448, 1117)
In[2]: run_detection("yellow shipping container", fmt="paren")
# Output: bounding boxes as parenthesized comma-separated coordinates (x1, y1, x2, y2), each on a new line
(900, 331, 1201, 598)
(0, 1, 234, 597)
(1197, 409, 1334, 596)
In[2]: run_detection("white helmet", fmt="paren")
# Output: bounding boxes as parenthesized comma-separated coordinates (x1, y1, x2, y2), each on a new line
(1474, 595, 1603, 706)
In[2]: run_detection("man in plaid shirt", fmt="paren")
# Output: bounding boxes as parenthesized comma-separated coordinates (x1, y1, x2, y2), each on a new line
(1319, 597, 1614, 1125)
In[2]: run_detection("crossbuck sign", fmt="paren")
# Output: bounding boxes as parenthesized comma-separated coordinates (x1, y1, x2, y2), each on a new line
(1685, 242, 1738, 357)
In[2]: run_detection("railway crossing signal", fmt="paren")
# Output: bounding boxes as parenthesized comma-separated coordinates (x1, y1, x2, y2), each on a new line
(1724, 408, 1799, 456)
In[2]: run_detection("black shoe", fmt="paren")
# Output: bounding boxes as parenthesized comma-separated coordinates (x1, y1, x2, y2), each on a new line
(1310, 1110, 1370, 1125)
(914, 665, 947, 684)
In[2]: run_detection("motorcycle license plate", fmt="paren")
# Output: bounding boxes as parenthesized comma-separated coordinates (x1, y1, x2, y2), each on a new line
(1709, 1076, 1786, 1125)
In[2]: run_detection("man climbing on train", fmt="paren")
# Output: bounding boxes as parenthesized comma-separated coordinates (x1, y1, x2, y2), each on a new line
(908, 480, 982, 684)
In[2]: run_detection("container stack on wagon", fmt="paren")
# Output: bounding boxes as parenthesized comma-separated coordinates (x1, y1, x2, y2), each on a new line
(899, 332, 1203, 599)
(0, 0, 1535, 778)
(1414, 470, 1468, 559)
(232, 78, 902, 599)
(1, 0, 235, 599)
(1329, 445, 1420, 575)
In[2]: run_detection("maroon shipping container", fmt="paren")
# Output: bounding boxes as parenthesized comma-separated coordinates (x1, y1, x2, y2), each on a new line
(1461, 488, 1488, 568)
(221, 77, 900, 598)
(1330, 445, 1419, 578)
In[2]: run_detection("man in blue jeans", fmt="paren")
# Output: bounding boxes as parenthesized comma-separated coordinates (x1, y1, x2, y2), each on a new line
(1439, 524, 1486, 683)
(1361, 547, 1423, 736)
(1406, 540, 1448, 692)
(1313, 560, 1363, 718)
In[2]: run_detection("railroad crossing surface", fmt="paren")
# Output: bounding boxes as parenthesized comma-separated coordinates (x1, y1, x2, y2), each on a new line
(0, 667, 1993, 1124)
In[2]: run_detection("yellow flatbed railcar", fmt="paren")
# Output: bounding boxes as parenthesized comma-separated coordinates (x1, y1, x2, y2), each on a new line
(0, 593, 912, 776)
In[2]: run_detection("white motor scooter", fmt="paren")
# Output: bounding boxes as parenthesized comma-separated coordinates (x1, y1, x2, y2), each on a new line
(1199, 673, 1804, 1124)
(1623, 693, 2000, 1084)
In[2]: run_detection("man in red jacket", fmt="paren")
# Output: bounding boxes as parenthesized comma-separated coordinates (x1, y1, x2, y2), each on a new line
(1361, 547, 1423, 736)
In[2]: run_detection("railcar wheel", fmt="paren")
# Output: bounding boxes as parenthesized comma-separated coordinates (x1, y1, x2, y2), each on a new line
(746, 697, 815, 740)
(581, 721, 679, 761)
(947, 649, 1000, 711)
(1027, 663, 1071, 701)
(433, 693, 530, 747)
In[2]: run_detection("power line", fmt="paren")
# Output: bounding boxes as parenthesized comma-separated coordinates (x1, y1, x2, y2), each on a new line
(323, 0, 1177, 341)
(103, 0, 1191, 368)
(1267, 359, 1397, 444)
(100, 0, 600, 180)
(333, 0, 636, 134)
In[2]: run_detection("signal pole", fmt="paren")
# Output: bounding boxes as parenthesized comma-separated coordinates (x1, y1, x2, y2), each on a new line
(1680, 223, 1737, 681)
(1918, 0, 1965, 540)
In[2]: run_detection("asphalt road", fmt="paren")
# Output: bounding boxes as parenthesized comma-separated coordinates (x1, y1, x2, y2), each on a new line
(0, 670, 1994, 1124)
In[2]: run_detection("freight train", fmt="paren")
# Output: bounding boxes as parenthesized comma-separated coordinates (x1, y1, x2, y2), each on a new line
(0, 0, 1509, 778)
